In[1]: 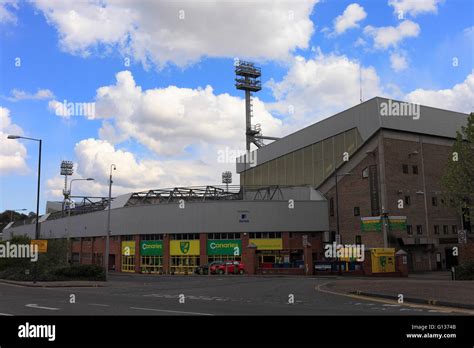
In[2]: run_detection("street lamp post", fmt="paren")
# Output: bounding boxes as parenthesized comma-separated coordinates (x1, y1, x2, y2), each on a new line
(9, 208, 27, 222)
(67, 178, 94, 263)
(334, 169, 352, 275)
(105, 164, 116, 281)
(7, 135, 42, 284)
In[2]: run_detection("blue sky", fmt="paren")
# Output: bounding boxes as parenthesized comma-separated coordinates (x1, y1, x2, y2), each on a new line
(0, 0, 473, 214)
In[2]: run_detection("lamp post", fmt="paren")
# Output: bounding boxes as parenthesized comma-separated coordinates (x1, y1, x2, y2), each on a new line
(222, 171, 232, 192)
(67, 178, 94, 263)
(105, 164, 116, 281)
(7, 135, 42, 284)
(9, 208, 27, 222)
(334, 169, 352, 275)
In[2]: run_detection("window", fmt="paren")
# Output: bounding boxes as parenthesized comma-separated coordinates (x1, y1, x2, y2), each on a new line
(452, 225, 457, 234)
(354, 207, 360, 216)
(330, 231, 336, 243)
(443, 225, 449, 235)
(362, 167, 369, 178)
(329, 197, 334, 216)
(404, 196, 411, 206)
(355, 235, 362, 245)
(170, 233, 199, 240)
(402, 164, 409, 174)
(416, 225, 423, 235)
(432, 197, 438, 207)
(434, 225, 440, 234)
(412, 165, 418, 174)
(407, 225, 413, 235)
(122, 235, 134, 241)
(141, 234, 163, 241)
(249, 232, 281, 239)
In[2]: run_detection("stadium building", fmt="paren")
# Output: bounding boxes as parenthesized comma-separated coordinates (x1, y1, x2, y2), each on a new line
(3, 97, 472, 274)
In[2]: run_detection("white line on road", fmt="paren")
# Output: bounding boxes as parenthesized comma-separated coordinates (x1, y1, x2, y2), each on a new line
(25, 304, 60, 311)
(0, 313, 13, 316)
(88, 303, 110, 307)
(129, 307, 213, 316)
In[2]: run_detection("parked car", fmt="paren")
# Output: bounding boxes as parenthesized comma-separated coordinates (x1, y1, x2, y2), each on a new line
(210, 261, 245, 275)
(194, 261, 224, 275)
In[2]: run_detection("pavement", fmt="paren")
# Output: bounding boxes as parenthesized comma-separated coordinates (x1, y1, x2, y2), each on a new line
(320, 276, 474, 309)
(0, 273, 472, 316)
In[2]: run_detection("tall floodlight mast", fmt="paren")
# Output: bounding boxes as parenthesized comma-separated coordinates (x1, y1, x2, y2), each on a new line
(234, 61, 279, 166)
(60, 160, 74, 216)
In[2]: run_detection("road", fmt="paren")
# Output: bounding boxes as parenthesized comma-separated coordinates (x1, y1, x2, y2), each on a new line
(0, 274, 466, 316)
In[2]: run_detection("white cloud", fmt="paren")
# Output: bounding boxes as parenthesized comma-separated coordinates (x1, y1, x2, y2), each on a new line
(364, 20, 420, 49)
(45, 138, 231, 198)
(0, 106, 28, 175)
(0, 1, 18, 24)
(405, 73, 474, 113)
(8, 88, 54, 101)
(92, 70, 282, 157)
(388, 0, 443, 17)
(333, 3, 367, 35)
(390, 52, 408, 71)
(266, 49, 384, 130)
(32, 0, 318, 68)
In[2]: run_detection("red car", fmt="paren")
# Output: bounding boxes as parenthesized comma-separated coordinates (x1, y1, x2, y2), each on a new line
(210, 261, 245, 275)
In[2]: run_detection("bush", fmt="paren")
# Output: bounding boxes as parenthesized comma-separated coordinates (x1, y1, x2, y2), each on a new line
(53, 264, 105, 281)
(455, 261, 474, 280)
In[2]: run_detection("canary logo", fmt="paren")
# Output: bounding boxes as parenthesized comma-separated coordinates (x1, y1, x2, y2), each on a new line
(180, 242, 190, 254)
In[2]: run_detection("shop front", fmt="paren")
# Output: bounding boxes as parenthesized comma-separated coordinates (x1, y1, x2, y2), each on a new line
(170, 240, 200, 274)
(121, 241, 135, 272)
(140, 240, 163, 274)
(207, 239, 242, 262)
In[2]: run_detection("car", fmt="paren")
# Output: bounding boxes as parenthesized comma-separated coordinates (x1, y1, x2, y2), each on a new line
(194, 261, 224, 275)
(210, 260, 245, 275)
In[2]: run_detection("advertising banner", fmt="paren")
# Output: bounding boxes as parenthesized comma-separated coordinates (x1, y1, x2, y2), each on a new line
(249, 238, 282, 250)
(170, 240, 200, 256)
(207, 240, 241, 255)
(31, 240, 48, 253)
(361, 216, 381, 232)
(140, 240, 163, 256)
(388, 216, 407, 231)
(121, 241, 135, 256)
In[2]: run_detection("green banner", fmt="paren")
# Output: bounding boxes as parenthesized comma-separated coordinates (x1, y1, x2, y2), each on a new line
(207, 240, 241, 256)
(361, 217, 381, 232)
(140, 240, 163, 256)
(388, 216, 407, 231)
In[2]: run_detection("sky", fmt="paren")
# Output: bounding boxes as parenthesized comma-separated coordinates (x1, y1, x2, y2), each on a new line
(0, 0, 473, 214)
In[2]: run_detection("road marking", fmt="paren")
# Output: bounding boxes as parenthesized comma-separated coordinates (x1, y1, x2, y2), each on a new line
(0, 313, 13, 316)
(129, 307, 213, 316)
(382, 304, 401, 307)
(25, 304, 60, 311)
(88, 303, 110, 307)
(315, 282, 474, 315)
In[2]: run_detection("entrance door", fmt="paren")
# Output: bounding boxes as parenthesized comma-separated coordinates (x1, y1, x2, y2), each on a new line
(108, 254, 116, 271)
(436, 252, 442, 270)
(445, 248, 458, 269)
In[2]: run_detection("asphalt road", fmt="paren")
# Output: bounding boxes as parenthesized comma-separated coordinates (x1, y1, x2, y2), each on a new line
(0, 274, 464, 316)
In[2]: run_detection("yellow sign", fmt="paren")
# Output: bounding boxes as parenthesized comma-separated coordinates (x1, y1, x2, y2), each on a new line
(170, 240, 200, 256)
(31, 240, 48, 253)
(121, 241, 135, 256)
(371, 248, 395, 273)
(249, 238, 283, 250)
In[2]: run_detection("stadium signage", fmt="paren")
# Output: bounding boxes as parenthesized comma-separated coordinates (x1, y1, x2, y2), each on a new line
(140, 241, 163, 256)
(207, 240, 242, 255)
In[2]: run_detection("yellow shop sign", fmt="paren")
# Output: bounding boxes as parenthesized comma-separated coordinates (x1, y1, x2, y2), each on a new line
(249, 238, 283, 250)
(121, 241, 135, 256)
(170, 240, 200, 256)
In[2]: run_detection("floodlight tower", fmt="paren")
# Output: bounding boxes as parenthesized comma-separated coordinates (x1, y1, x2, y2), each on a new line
(222, 171, 232, 192)
(235, 61, 279, 155)
(60, 160, 74, 215)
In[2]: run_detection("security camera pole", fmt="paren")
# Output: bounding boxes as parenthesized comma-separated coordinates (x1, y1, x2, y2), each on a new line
(105, 164, 116, 281)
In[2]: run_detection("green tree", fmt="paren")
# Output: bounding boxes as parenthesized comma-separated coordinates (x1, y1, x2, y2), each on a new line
(441, 112, 474, 225)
